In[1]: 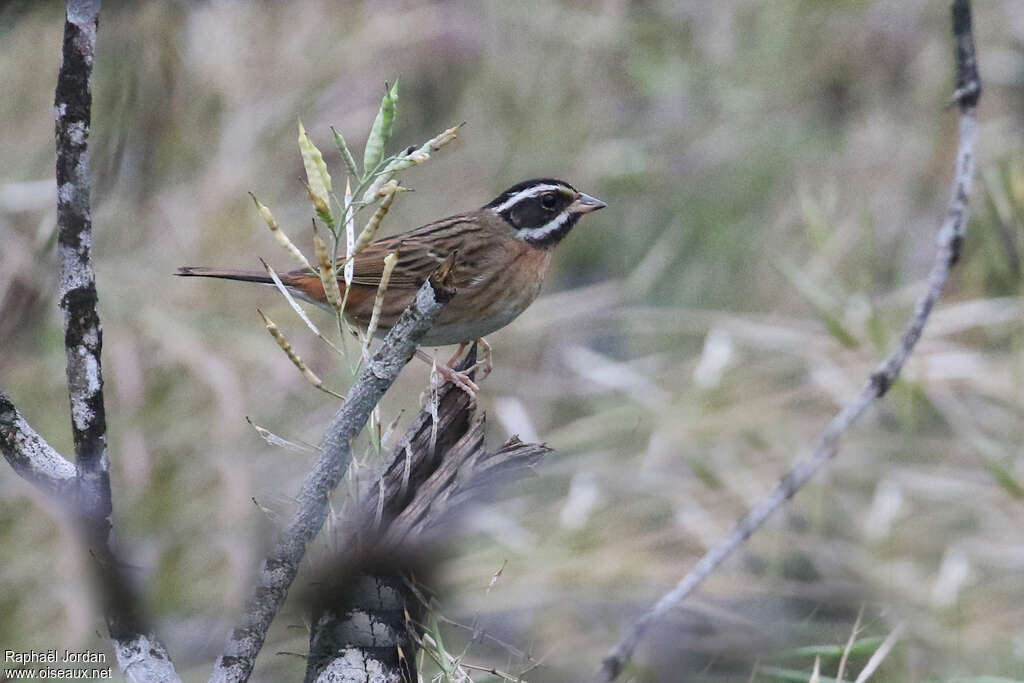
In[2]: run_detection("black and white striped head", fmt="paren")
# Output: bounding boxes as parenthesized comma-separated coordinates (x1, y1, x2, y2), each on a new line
(485, 178, 606, 248)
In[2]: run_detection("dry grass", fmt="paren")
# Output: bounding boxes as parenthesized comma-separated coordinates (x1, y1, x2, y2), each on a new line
(1, 1, 1023, 681)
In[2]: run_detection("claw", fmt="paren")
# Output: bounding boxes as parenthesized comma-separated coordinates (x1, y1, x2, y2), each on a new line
(445, 342, 468, 368)
(443, 338, 492, 381)
(416, 348, 479, 398)
(475, 337, 493, 379)
(416, 338, 493, 398)
(433, 362, 480, 397)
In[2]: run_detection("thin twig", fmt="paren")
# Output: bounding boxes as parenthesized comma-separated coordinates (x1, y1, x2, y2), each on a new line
(209, 268, 455, 683)
(593, 2, 981, 679)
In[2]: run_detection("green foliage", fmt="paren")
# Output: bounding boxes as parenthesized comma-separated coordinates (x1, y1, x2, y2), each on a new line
(785, 636, 885, 660)
(330, 126, 360, 181)
(363, 79, 399, 175)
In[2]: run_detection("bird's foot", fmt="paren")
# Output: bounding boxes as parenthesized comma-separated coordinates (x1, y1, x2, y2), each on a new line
(446, 338, 492, 380)
(416, 349, 479, 397)
(434, 362, 480, 397)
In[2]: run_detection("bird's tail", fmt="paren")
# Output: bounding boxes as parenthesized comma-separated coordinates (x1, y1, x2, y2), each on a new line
(175, 266, 274, 284)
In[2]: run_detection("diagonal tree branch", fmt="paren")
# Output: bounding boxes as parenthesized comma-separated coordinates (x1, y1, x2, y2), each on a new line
(210, 270, 456, 683)
(0, 390, 78, 495)
(594, 2, 982, 680)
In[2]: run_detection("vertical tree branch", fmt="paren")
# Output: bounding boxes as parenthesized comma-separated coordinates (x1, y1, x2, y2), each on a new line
(56, 0, 110, 535)
(593, 2, 981, 680)
(52, 3, 182, 680)
(210, 275, 455, 683)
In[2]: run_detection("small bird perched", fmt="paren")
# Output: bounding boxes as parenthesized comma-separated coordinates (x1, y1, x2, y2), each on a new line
(177, 178, 605, 390)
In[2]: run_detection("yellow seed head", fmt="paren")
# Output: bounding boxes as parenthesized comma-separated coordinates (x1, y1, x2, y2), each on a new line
(259, 309, 327, 390)
(298, 120, 332, 214)
(363, 250, 399, 356)
(312, 226, 342, 310)
(250, 193, 314, 272)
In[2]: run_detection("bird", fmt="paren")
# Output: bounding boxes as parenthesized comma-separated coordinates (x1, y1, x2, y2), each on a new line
(177, 178, 606, 391)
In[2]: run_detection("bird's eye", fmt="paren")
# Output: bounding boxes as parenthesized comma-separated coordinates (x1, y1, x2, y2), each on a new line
(540, 193, 557, 210)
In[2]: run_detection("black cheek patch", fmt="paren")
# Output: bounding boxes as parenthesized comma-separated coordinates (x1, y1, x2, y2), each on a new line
(503, 193, 575, 231)
(507, 202, 553, 230)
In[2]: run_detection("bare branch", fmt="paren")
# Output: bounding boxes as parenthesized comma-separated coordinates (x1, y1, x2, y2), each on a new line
(210, 270, 455, 683)
(51, 4, 184, 681)
(594, 2, 981, 679)
(56, 0, 110, 529)
(0, 382, 207, 683)
(0, 389, 77, 495)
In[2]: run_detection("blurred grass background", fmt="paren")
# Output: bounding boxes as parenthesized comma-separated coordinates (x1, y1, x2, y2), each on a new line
(1, 0, 1023, 681)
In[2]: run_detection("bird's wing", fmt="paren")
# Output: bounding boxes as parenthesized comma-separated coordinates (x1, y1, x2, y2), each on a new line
(348, 215, 485, 289)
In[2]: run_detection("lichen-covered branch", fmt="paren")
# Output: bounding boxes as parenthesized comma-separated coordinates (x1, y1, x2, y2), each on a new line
(0, 390, 78, 495)
(49, 4, 184, 681)
(304, 574, 417, 683)
(210, 272, 455, 683)
(2, 391, 181, 683)
(594, 2, 981, 680)
(110, 635, 179, 683)
(56, 0, 110, 532)
(1, 394, 181, 683)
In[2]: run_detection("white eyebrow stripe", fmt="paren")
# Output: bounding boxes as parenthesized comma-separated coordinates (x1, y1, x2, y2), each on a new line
(518, 210, 572, 242)
(491, 184, 564, 213)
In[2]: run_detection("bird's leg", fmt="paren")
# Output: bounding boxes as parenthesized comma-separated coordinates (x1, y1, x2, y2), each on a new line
(445, 342, 469, 367)
(471, 337, 493, 379)
(415, 348, 479, 396)
(442, 338, 492, 382)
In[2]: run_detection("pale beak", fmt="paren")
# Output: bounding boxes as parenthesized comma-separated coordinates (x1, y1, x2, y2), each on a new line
(570, 192, 607, 214)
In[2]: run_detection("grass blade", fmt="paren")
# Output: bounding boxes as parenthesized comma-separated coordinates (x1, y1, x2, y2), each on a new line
(259, 259, 342, 355)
